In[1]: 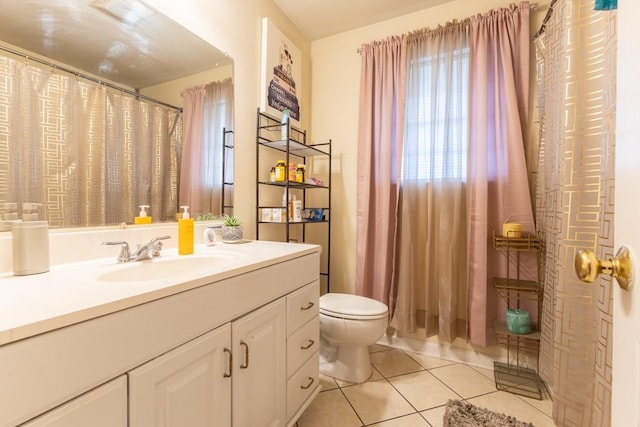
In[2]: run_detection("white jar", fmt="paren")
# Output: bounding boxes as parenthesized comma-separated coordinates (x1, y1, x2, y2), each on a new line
(12, 221, 50, 275)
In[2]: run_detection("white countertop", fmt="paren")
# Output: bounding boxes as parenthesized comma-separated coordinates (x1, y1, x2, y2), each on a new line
(0, 240, 320, 346)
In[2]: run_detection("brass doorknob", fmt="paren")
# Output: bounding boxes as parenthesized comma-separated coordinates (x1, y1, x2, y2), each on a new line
(574, 245, 633, 290)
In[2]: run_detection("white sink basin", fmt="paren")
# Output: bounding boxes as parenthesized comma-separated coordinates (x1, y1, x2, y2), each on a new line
(97, 252, 240, 282)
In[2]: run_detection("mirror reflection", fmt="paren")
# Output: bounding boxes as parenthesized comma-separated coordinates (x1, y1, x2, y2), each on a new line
(0, 0, 234, 229)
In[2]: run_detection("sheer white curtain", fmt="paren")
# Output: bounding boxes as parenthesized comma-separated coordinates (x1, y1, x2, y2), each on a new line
(391, 22, 470, 341)
(180, 78, 233, 216)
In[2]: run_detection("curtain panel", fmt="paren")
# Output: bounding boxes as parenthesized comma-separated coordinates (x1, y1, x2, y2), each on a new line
(392, 21, 470, 342)
(356, 36, 407, 312)
(0, 55, 181, 227)
(357, 2, 534, 347)
(180, 78, 233, 217)
(467, 1, 535, 346)
(535, 1, 616, 424)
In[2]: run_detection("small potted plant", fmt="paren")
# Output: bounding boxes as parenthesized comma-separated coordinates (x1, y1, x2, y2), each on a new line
(221, 214, 243, 242)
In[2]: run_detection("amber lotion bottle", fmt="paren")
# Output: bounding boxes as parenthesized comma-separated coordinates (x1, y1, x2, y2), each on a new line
(178, 206, 194, 255)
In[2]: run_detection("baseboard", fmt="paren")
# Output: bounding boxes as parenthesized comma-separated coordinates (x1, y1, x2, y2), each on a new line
(377, 331, 507, 371)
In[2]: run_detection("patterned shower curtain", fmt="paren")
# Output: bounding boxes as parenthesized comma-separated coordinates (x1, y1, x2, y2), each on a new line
(0, 53, 182, 228)
(535, 1, 616, 425)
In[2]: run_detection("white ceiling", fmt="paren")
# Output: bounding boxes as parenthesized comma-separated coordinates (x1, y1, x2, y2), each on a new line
(0, 0, 232, 90)
(273, 0, 456, 40)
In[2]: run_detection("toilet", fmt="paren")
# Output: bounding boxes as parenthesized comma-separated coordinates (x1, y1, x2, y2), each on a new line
(319, 293, 389, 383)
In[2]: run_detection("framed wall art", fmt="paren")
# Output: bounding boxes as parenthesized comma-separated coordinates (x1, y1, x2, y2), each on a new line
(260, 17, 301, 124)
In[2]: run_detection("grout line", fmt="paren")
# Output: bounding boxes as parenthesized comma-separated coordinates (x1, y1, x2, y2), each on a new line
(336, 385, 366, 426)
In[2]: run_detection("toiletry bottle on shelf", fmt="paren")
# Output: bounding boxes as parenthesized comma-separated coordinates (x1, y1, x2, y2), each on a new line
(12, 203, 50, 276)
(275, 160, 286, 182)
(178, 206, 194, 255)
(134, 205, 152, 224)
(281, 108, 290, 141)
(288, 162, 296, 182)
(296, 164, 305, 183)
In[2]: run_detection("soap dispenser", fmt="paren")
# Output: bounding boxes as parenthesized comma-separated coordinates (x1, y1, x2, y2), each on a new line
(0, 202, 21, 231)
(178, 206, 194, 255)
(12, 203, 50, 276)
(135, 205, 152, 224)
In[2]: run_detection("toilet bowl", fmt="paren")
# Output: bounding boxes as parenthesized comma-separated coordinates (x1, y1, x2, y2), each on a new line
(319, 293, 388, 383)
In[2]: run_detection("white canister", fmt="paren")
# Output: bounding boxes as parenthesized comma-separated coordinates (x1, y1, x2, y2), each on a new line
(203, 226, 222, 246)
(12, 221, 50, 275)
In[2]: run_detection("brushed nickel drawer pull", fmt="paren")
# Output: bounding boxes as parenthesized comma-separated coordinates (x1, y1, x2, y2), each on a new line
(300, 376, 315, 390)
(240, 340, 249, 369)
(300, 339, 315, 350)
(300, 301, 314, 311)
(223, 348, 232, 378)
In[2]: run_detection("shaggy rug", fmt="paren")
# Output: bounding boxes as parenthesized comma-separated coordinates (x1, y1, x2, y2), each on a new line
(443, 400, 535, 427)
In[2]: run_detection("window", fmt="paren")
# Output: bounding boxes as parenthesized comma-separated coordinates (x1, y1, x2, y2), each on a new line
(402, 47, 469, 182)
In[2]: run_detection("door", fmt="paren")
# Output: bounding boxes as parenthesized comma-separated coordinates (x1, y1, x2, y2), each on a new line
(613, 2, 640, 425)
(128, 324, 232, 427)
(232, 298, 286, 427)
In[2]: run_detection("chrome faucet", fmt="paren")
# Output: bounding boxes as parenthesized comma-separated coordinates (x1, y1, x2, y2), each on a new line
(102, 236, 171, 263)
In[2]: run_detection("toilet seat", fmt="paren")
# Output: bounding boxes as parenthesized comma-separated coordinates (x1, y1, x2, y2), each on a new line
(319, 293, 388, 320)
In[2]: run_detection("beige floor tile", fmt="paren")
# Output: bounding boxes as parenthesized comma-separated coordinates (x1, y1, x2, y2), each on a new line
(405, 352, 456, 370)
(389, 371, 461, 411)
(341, 380, 415, 425)
(468, 391, 555, 427)
(370, 344, 392, 353)
(297, 389, 362, 427)
(516, 393, 554, 418)
(420, 405, 447, 427)
(335, 366, 384, 387)
(370, 349, 425, 378)
(319, 373, 339, 391)
(369, 413, 430, 426)
(429, 363, 496, 398)
(470, 365, 495, 382)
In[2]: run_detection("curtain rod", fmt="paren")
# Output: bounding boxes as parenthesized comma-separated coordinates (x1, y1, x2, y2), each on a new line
(356, 2, 539, 54)
(0, 43, 183, 112)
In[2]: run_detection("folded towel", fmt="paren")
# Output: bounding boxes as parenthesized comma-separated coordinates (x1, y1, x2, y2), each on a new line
(594, 0, 617, 10)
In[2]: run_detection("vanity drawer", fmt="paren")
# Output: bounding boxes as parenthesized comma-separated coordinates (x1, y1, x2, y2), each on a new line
(286, 281, 319, 334)
(286, 317, 319, 378)
(286, 351, 320, 422)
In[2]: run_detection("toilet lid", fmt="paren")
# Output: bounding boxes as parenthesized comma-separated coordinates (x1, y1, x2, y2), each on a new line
(320, 293, 388, 320)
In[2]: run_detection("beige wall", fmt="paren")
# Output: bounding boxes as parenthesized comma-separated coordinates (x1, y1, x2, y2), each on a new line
(146, 0, 312, 235)
(310, 0, 551, 294)
(148, 0, 550, 295)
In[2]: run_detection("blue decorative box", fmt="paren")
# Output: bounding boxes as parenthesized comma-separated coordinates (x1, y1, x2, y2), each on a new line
(506, 309, 531, 334)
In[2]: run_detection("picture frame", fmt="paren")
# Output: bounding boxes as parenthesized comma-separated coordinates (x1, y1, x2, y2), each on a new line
(260, 17, 302, 124)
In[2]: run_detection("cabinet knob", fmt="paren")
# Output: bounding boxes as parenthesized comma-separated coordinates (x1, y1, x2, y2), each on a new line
(574, 245, 633, 290)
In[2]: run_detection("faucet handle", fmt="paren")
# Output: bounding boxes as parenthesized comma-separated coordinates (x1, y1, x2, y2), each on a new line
(151, 235, 171, 243)
(102, 241, 131, 263)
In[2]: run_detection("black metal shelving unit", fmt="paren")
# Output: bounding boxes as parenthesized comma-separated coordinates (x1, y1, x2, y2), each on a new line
(492, 231, 545, 400)
(221, 127, 234, 216)
(255, 108, 332, 293)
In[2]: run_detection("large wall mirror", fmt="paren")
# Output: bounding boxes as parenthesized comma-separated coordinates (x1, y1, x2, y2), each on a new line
(0, 0, 234, 230)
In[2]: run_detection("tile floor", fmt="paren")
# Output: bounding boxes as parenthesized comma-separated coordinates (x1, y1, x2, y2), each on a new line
(297, 345, 555, 427)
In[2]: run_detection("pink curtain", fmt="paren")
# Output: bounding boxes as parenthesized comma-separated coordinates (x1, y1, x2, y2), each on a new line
(467, 3, 535, 346)
(180, 86, 206, 214)
(355, 36, 407, 311)
(180, 79, 233, 216)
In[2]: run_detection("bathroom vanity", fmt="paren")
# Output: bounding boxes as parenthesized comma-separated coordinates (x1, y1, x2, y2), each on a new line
(0, 240, 321, 427)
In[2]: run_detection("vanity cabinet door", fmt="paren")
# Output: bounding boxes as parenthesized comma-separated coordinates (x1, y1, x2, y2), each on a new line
(128, 323, 232, 427)
(22, 376, 127, 427)
(232, 298, 286, 427)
